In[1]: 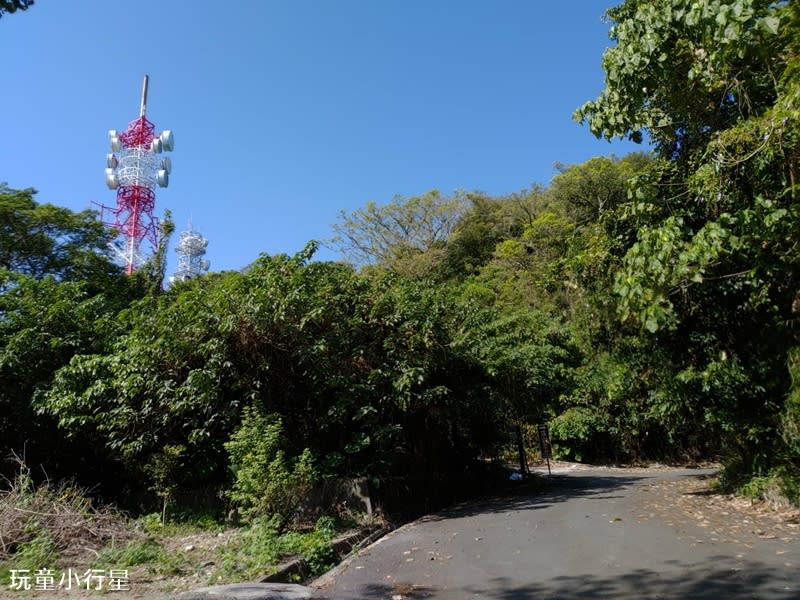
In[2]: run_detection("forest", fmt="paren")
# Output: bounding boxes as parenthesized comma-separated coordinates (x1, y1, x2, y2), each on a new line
(1, 0, 798, 563)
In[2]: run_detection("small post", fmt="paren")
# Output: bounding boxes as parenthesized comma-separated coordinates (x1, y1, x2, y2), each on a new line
(139, 74, 149, 117)
(515, 424, 529, 478)
(538, 424, 552, 476)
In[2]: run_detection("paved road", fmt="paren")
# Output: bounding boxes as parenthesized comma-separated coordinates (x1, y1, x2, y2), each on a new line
(313, 467, 799, 599)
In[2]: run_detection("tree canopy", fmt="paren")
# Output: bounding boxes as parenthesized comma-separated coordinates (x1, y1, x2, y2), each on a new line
(0, 185, 119, 283)
(332, 190, 468, 268)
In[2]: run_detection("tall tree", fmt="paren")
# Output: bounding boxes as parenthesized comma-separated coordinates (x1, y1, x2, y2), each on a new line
(332, 190, 468, 268)
(574, 0, 800, 488)
(0, 186, 135, 482)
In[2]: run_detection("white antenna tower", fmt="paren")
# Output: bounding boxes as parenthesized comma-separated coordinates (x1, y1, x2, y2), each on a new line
(170, 221, 210, 283)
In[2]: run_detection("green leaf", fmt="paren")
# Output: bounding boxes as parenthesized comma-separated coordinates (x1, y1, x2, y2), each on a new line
(759, 15, 779, 35)
(644, 316, 659, 333)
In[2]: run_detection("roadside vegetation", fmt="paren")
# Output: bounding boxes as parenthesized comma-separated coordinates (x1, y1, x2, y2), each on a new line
(1, 0, 799, 589)
(0, 465, 369, 592)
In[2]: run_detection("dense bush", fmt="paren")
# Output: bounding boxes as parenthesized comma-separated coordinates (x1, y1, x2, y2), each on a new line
(224, 406, 316, 524)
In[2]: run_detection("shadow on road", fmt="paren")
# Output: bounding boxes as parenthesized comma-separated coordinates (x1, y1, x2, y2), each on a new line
(319, 558, 795, 600)
(327, 583, 437, 599)
(460, 557, 796, 599)
(417, 472, 652, 523)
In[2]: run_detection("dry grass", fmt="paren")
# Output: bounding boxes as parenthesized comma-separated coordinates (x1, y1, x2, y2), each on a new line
(0, 463, 136, 564)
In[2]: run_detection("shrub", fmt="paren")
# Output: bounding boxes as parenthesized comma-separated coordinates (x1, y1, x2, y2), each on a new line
(549, 407, 599, 462)
(224, 405, 317, 524)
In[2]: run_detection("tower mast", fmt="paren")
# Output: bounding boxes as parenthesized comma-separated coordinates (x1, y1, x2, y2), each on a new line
(170, 221, 211, 284)
(99, 75, 174, 274)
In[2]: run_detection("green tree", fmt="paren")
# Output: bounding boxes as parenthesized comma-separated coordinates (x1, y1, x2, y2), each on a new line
(440, 190, 545, 280)
(0, 185, 120, 284)
(0, 0, 33, 18)
(575, 0, 788, 160)
(332, 190, 468, 269)
(0, 187, 136, 481)
(549, 154, 653, 224)
(0, 273, 127, 478)
(573, 0, 800, 486)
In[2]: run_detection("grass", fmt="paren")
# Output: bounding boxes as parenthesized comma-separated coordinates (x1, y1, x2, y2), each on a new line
(212, 515, 340, 583)
(0, 533, 59, 586)
(135, 510, 225, 537)
(92, 538, 193, 576)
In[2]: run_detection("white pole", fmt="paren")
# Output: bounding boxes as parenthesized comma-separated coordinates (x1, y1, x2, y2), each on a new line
(140, 75, 149, 117)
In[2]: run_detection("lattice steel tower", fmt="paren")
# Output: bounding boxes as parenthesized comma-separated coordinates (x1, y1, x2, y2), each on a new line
(100, 75, 174, 274)
(170, 222, 210, 284)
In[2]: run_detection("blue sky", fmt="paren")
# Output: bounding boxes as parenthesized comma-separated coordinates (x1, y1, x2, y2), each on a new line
(1, 1, 643, 274)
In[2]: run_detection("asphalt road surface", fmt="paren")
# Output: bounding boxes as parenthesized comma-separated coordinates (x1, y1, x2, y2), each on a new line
(314, 467, 799, 599)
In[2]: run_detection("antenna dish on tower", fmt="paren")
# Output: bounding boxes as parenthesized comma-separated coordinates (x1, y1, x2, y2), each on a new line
(109, 130, 121, 152)
(157, 170, 169, 188)
(160, 130, 174, 151)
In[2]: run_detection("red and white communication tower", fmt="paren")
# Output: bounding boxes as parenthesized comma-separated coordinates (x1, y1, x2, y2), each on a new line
(100, 75, 174, 274)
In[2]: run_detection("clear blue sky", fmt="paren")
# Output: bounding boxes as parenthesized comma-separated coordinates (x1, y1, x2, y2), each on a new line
(1, 1, 643, 274)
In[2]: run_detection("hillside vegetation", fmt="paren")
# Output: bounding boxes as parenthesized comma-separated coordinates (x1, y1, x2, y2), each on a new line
(1, 0, 798, 542)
